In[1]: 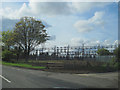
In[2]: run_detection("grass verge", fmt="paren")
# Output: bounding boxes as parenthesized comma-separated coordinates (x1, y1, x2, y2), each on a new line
(0, 61, 46, 69)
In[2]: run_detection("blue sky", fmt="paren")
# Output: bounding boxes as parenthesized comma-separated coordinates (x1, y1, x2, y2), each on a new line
(0, 1, 118, 48)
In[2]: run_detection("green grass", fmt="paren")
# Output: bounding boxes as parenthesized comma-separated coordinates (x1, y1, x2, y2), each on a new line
(1, 61, 46, 69)
(28, 60, 64, 63)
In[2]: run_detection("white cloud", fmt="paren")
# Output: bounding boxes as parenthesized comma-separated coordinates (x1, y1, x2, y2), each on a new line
(70, 38, 117, 46)
(17, 3, 31, 17)
(70, 38, 99, 46)
(0, 2, 72, 19)
(74, 11, 105, 33)
(38, 39, 118, 48)
(113, 40, 119, 45)
(74, 20, 94, 32)
(0, 7, 15, 19)
(71, 38, 97, 46)
(89, 11, 105, 26)
(71, 2, 110, 13)
(28, 2, 110, 16)
(102, 40, 111, 45)
(0, 2, 111, 19)
(28, 2, 72, 16)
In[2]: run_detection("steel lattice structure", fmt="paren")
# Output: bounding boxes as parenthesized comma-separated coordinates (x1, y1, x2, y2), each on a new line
(31, 44, 117, 59)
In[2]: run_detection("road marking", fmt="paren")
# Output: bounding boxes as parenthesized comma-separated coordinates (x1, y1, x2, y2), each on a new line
(77, 74, 96, 76)
(53, 87, 69, 88)
(0, 75, 11, 83)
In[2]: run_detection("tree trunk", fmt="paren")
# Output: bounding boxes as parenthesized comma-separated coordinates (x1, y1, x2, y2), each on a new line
(16, 53, 19, 62)
(24, 49, 28, 62)
(24, 51, 30, 63)
(8, 45, 10, 51)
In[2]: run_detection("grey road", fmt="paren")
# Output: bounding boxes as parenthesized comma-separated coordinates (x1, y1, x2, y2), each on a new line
(1, 65, 118, 88)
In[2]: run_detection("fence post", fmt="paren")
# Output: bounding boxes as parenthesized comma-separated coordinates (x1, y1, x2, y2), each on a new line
(67, 45, 70, 60)
(82, 44, 84, 60)
(57, 47, 59, 59)
(54, 46, 56, 59)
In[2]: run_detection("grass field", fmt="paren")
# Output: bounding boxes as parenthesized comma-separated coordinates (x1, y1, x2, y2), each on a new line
(0, 61, 46, 69)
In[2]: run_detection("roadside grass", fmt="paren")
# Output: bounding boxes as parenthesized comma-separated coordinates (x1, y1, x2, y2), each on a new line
(0, 59, 118, 73)
(28, 60, 118, 72)
(28, 60, 64, 63)
(1, 61, 46, 69)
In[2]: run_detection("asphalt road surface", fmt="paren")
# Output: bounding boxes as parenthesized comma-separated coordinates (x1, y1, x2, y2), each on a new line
(1, 65, 118, 88)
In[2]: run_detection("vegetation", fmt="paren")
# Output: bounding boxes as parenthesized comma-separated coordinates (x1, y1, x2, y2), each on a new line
(27, 60, 118, 73)
(1, 16, 49, 62)
(1, 61, 46, 69)
(13, 17, 49, 61)
(96, 47, 120, 70)
(97, 48, 112, 56)
(0, 16, 119, 73)
(2, 49, 14, 61)
(114, 45, 120, 61)
(2, 30, 14, 50)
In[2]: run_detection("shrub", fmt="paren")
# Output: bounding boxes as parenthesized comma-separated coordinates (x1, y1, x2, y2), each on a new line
(113, 45, 120, 62)
(2, 50, 15, 62)
(97, 48, 111, 56)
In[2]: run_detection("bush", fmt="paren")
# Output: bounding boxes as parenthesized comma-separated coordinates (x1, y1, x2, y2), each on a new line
(2, 50, 15, 62)
(113, 45, 120, 62)
(97, 48, 111, 56)
(110, 57, 120, 70)
(113, 62, 119, 69)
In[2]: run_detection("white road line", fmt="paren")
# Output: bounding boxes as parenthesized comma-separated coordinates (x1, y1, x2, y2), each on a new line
(0, 75, 11, 83)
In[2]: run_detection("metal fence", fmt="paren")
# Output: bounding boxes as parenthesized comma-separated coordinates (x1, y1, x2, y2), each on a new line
(28, 44, 117, 61)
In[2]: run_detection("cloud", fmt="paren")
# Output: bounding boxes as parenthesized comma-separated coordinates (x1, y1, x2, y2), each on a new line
(71, 2, 110, 13)
(102, 40, 111, 45)
(70, 38, 96, 46)
(113, 40, 119, 45)
(0, 2, 72, 19)
(17, 3, 31, 17)
(74, 20, 94, 32)
(2, 17, 51, 31)
(71, 38, 117, 46)
(74, 11, 105, 33)
(0, 7, 16, 19)
(28, 2, 72, 16)
(28, 2, 111, 16)
(0, 2, 111, 19)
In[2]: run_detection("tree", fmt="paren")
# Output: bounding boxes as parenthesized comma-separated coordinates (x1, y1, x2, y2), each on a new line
(114, 45, 120, 61)
(1, 30, 16, 61)
(2, 49, 14, 62)
(2, 30, 14, 50)
(12, 17, 49, 61)
(97, 48, 111, 56)
(11, 46, 23, 61)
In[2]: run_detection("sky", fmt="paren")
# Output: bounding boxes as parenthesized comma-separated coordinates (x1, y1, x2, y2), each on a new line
(0, 0, 119, 48)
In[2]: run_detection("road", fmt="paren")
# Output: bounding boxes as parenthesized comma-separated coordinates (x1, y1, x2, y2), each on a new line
(1, 65, 118, 88)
